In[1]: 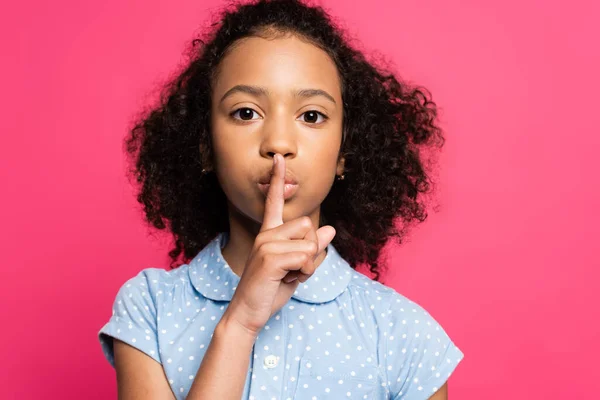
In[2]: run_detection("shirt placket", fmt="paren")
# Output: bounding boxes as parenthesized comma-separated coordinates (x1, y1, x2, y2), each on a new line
(248, 311, 285, 400)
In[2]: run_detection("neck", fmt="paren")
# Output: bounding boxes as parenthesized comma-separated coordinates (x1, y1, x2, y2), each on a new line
(221, 199, 326, 277)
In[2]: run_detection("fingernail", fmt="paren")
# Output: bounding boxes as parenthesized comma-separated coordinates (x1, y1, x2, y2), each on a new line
(274, 154, 279, 166)
(284, 275, 297, 283)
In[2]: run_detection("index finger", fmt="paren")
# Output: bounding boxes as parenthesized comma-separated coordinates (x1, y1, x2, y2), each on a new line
(260, 153, 285, 231)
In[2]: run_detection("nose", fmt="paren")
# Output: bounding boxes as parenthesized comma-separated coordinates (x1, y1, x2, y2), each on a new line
(258, 112, 298, 161)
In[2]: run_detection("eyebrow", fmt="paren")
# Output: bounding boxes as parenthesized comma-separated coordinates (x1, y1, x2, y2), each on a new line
(219, 85, 337, 105)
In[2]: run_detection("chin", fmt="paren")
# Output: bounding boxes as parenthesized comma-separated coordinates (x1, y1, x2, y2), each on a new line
(235, 196, 299, 224)
(227, 185, 322, 228)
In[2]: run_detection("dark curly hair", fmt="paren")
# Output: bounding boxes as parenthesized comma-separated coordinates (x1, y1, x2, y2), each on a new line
(125, 0, 445, 283)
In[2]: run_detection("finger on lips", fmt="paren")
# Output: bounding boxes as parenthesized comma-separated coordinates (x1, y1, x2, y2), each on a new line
(258, 153, 330, 284)
(260, 153, 285, 232)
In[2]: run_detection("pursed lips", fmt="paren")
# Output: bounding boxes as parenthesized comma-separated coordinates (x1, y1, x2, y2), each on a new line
(257, 172, 299, 186)
(257, 172, 299, 199)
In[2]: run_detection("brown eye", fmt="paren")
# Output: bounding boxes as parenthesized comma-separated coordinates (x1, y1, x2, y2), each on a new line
(301, 110, 327, 124)
(231, 108, 259, 121)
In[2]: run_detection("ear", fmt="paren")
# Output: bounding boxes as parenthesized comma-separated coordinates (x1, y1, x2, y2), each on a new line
(336, 155, 345, 176)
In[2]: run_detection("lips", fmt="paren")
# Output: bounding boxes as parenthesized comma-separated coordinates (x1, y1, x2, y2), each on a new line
(256, 166, 299, 199)
(258, 178, 298, 185)
(257, 171, 298, 185)
(257, 182, 299, 200)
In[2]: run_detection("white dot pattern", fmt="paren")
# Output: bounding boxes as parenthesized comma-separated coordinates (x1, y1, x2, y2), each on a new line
(98, 232, 464, 399)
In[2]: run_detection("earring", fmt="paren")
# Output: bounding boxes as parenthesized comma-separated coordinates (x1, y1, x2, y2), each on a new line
(336, 173, 345, 181)
(201, 168, 209, 174)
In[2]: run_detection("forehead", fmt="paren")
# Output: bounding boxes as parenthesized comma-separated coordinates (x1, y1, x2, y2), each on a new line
(213, 35, 341, 99)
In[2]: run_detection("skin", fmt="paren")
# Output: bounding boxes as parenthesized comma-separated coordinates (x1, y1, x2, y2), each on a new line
(113, 34, 449, 400)
(209, 34, 345, 277)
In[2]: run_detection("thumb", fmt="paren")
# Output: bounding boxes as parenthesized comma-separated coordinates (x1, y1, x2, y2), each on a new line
(315, 225, 336, 256)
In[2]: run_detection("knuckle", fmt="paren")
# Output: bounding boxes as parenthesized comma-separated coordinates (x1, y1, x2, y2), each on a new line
(256, 243, 270, 258)
(308, 259, 316, 273)
(301, 255, 313, 270)
(254, 232, 266, 247)
(307, 241, 318, 255)
(300, 216, 313, 229)
(298, 253, 310, 272)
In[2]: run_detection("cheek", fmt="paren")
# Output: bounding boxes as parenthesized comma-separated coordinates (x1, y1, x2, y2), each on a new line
(302, 143, 340, 194)
(211, 136, 255, 197)
(211, 126, 246, 170)
(213, 150, 243, 189)
(314, 137, 342, 171)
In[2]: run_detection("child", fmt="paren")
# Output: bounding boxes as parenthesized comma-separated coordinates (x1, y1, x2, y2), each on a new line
(98, 0, 464, 398)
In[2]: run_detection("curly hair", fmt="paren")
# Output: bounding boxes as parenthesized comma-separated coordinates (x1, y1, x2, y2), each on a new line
(124, 0, 445, 283)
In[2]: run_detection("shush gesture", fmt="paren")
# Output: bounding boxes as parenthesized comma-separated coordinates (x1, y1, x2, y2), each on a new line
(225, 153, 336, 336)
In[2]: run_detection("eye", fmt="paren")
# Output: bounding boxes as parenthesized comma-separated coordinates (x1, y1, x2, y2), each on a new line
(299, 110, 328, 124)
(229, 108, 328, 124)
(230, 107, 261, 121)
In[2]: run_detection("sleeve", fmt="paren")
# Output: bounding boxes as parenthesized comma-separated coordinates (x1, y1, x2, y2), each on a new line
(98, 270, 161, 367)
(379, 292, 464, 400)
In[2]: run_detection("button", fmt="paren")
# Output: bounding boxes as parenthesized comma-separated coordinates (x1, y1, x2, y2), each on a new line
(263, 355, 278, 369)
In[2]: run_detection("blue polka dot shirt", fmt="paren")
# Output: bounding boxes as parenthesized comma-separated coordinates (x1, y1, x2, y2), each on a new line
(99, 232, 464, 399)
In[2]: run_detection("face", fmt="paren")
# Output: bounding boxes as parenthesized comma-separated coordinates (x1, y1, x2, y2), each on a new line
(210, 34, 345, 229)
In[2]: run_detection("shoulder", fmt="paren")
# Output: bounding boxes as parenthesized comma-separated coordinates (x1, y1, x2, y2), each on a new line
(346, 270, 448, 327)
(122, 265, 189, 291)
(98, 264, 195, 367)
(344, 269, 407, 309)
(353, 276, 465, 399)
(114, 264, 198, 302)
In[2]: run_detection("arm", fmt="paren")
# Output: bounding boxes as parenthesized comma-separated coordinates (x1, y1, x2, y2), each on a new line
(186, 312, 257, 399)
(428, 382, 448, 400)
(114, 339, 175, 400)
(112, 312, 257, 400)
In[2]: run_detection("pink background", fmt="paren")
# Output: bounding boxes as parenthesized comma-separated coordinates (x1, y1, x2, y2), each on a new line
(2, 0, 598, 399)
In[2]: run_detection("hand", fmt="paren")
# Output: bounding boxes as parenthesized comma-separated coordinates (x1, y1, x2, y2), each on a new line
(223, 153, 336, 336)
